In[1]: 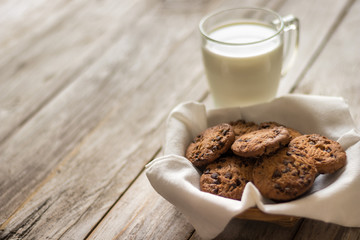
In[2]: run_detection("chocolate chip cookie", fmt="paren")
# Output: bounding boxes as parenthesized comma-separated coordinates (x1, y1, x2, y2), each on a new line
(185, 123, 235, 168)
(200, 154, 253, 200)
(253, 148, 317, 201)
(229, 120, 259, 138)
(289, 134, 347, 174)
(231, 126, 291, 158)
(260, 121, 302, 140)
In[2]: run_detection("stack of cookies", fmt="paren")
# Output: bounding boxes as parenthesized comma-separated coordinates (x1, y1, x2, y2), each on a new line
(185, 120, 347, 202)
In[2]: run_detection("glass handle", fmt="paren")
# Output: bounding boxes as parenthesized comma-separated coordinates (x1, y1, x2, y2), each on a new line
(281, 15, 299, 76)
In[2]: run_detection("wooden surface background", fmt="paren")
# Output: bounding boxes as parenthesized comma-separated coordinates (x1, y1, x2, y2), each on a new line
(0, 0, 359, 239)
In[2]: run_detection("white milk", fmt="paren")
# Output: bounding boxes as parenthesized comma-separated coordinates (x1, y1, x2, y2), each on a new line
(202, 22, 283, 107)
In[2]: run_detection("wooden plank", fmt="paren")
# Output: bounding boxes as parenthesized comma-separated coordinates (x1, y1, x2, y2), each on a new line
(88, 173, 195, 240)
(276, 0, 353, 95)
(0, 0, 215, 238)
(294, 222, 360, 240)
(0, 0, 179, 227)
(0, 0, 164, 225)
(0, 0, 83, 51)
(0, 0, 151, 143)
(293, 0, 360, 125)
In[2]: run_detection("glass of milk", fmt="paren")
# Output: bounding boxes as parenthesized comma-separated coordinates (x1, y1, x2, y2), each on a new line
(199, 7, 299, 107)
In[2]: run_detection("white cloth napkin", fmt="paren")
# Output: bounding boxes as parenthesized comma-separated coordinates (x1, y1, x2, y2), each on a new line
(145, 94, 360, 239)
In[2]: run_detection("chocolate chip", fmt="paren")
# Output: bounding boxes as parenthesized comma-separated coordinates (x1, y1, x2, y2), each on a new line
(236, 179, 241, 186)
(211, 173, 218, 179)
(272, 169, 282, 178)
(295, 152, 306, 157)
(222, 129, 229, 135)
(224, 172, 232, 179)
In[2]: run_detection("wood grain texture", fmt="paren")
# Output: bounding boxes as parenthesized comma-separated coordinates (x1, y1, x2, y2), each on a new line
(0, 0, 82, 51)
(294, 221, 360, 240)
(0, 0, 166, 227)
(0, 0, 152, 143)
(294, 0, 360, 125)
(276, 0, 353, 95)
(88, 173, 195, 240)
(0, 0, 359, 239)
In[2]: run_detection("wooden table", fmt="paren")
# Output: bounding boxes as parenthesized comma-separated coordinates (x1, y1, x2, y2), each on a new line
(0, 0, 359, 239)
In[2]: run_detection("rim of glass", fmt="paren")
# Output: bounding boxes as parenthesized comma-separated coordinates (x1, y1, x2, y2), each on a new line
(199, 7, 284, 46)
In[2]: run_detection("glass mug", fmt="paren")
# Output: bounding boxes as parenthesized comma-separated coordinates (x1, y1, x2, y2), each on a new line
(199, 7, 299, 107)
